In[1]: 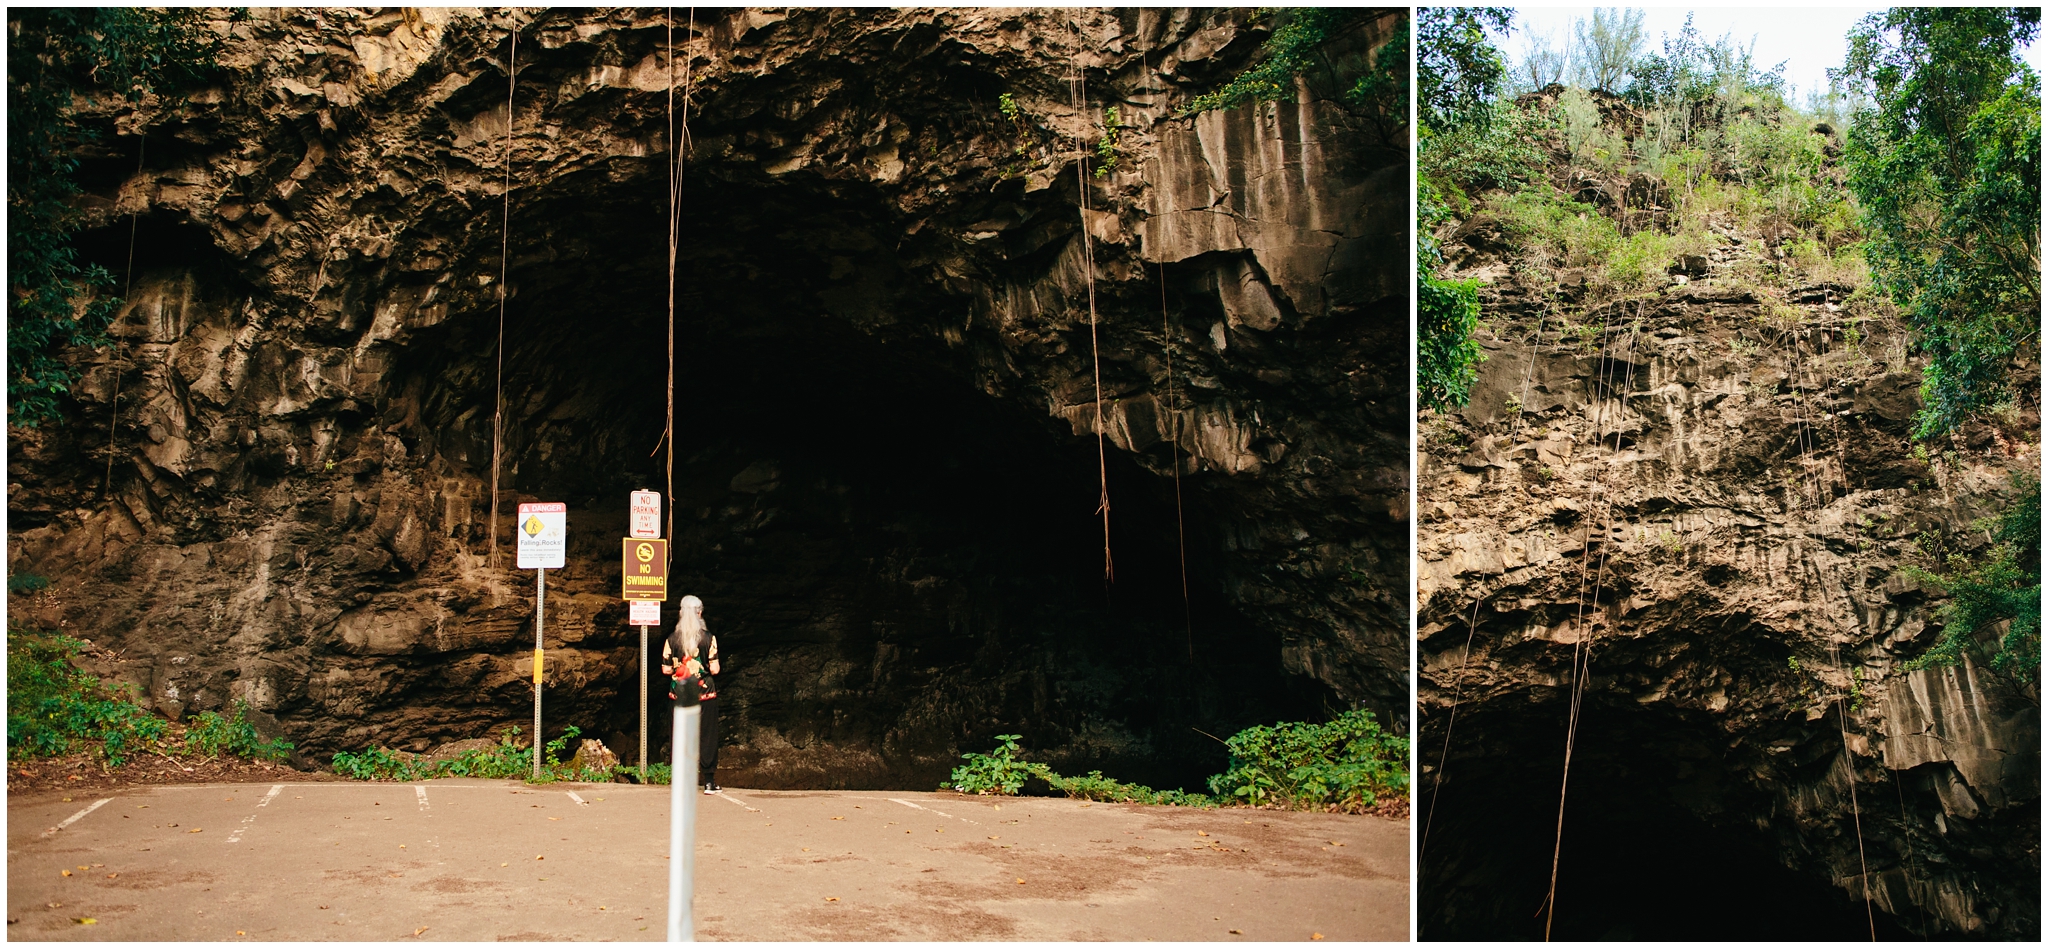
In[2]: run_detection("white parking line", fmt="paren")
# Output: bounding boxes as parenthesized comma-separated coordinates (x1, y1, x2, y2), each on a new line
(44, 798, 112, 836)
(416, 786, 430, 811)
(711, 791, 759, 812)
(226, 787, 282, 845)
(887, 797, 978, 825)
(565, 792, 587, 806)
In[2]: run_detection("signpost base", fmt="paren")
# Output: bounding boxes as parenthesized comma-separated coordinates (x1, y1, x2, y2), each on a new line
(668, 703, 699, 943)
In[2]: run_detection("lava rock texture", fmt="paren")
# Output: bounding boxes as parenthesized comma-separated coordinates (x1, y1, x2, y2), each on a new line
(1417, 203, 2040, 935)
(7, 8, 1407, 792)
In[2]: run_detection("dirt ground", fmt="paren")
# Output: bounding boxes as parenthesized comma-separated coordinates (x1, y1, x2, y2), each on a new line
(8, 752, 346, 797)
(9, 778, 1409, 941)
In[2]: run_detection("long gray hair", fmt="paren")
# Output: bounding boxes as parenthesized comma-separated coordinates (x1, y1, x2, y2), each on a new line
(671, 595, 707, 658)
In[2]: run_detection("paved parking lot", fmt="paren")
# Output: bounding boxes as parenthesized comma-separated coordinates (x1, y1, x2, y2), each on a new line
(9, 780, 1406, 941)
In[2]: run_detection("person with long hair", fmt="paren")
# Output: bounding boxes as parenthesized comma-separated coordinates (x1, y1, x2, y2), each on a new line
(661, 594, 723, 793)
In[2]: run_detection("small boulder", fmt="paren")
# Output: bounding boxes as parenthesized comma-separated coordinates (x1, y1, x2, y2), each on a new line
(569, 738, 620, 773)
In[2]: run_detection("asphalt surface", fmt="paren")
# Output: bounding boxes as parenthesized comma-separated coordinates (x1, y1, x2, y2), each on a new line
(9, 780, 1407, 941)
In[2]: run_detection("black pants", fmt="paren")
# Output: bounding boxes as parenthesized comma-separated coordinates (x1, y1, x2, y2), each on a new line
(697, 697, 720, 780)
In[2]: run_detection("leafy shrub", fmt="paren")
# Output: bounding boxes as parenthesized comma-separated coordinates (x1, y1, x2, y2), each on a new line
(8, 574, 50, 595)
(946, 710, 1408, 814)
(6, 628, 165, 766)
(330, 745, 429, 782)
(183, 700, 293, 762)
(331, 724, 621, 784)
(949, 734, 1041, 795)
(1207, 709, 1409, 812)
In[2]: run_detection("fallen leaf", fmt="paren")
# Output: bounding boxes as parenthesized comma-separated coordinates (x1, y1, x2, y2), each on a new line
(319, 906, 329, 910)
(61, 797, 72, 802)
(548, 817, 561, 821)
(598, 907, 607, 911)
(1312, 934, 1325, 941)
(105, 873, 117, 879)
(60, 871, 72, 877)
(801, 847, 810, 852)
(399, 845, 406, 849)
(76, 918, 98, 926)
(1328, 840, 1343, 847)
(1229, 929, 1242, 935)
(413, 926, 428, 937)
(47, 903, 61, 910)
(1198, 831, 1209, 836)
(824, 897, 839, 902)
(500, 863, 509, 868)
(189, 828, 203, 834)
(78, 865, 89, 871)
(988, 836, 1000, 840)
(536, 855, 545, 861)
(1015, 878, 1026, 885)
(91, 864, 103, 869)
(236, 931, 245, 936)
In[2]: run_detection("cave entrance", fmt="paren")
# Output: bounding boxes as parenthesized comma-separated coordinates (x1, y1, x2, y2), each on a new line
(389, 163, 1313, 789)
(1419, 694, 1913, 941)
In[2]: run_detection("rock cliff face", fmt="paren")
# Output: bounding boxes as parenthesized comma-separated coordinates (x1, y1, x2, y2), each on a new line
(7, 8, 1407, 791)
(1416, 205, 2040, 934)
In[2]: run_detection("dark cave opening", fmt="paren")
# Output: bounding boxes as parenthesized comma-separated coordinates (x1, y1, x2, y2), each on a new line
(1419, 694, 1914, 941)
(380, 165, 1314, 789)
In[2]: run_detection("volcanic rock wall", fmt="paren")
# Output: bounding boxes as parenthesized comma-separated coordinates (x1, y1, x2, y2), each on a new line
(1417, 231, 2040, 934)
(6, 8, 1407, 789)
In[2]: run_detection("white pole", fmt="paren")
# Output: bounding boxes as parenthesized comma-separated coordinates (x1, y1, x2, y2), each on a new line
(533, 567, 545, 780)
(639, 625, 649, 782)
(668, 702, 699, 942)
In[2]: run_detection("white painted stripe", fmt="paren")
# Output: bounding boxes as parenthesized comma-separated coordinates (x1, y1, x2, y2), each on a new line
(886, 797, 977, 824)
(416, 786, 430, 810)
(711, 791, 758, 812)
(566, 791, 587, 806)
(228, 787, 287, 843)
(45, 798, 111, 836)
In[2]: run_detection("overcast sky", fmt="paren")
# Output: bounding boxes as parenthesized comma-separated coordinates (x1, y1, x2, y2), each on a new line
(1496, 5, 2046, 105)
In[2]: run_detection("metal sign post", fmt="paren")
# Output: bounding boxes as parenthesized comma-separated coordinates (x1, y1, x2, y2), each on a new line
(669, 701, 700, 942)
(626, 489, 666, 784)
(533, 567, 545, 778)
(517, 502, 567, 780)
(628, 598, 661, 781)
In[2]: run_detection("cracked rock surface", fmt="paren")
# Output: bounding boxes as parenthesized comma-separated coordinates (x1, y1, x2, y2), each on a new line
(7, 8, 1408, 792)
(1417, 241, 2039, 937)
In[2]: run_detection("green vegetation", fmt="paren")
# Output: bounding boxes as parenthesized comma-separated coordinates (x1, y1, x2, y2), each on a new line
(183, 701, 294, 762)
(330, 724, 625, 783)
(1839, 7, 2041, 439)
(1415, 7, 1514, 411)
(1092, 105, 1123, 179)
(946, 710, 1408, 814)
(1182, 8, 1408, 144)
(6, 628, 288, 767)
(7, 9, 226, 427)
(7, 629, 165, 766)
(1902, 475, 2041, 684)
